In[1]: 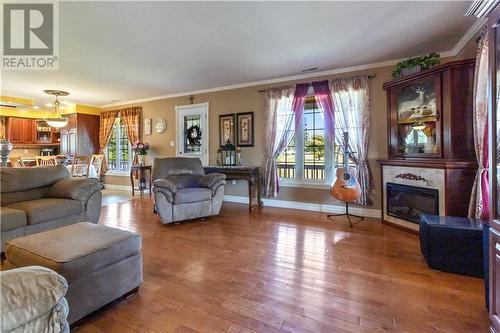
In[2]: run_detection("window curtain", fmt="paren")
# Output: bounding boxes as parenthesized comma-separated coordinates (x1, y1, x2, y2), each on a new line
(263, 86, 299, 197)
(312, 80, 335, 144)
(120, 106, 142, 145)
(468, 31, 490, 220)
(99, 110, 119, 173)
(330, 76, 374, 206)
(292, 83, 310, 138)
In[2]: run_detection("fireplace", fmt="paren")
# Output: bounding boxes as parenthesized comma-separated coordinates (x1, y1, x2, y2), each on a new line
(386, 182, 439, 224)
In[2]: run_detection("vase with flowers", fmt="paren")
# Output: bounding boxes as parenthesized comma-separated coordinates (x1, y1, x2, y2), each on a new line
(132, 140, 150, 165)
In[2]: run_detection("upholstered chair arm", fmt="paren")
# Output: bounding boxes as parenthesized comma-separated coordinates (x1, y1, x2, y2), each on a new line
(48, 178, 103, 204)
(0, 266, 69, 332)
(152, 179, 178, 203)
(197, 173, 226, 194)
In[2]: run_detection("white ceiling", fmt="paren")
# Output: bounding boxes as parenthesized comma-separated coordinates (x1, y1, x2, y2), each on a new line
(1, 1, 477, 107)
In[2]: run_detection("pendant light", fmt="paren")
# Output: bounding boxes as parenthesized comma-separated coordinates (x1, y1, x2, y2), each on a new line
(44, 89, 69, 128)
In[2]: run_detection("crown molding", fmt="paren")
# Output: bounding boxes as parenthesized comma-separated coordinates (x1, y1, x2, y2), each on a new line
(466, 0, 500, 18)
(101, 19, 482, 109)
(446, 17, 486, 57)
(100, 58, 401, 108)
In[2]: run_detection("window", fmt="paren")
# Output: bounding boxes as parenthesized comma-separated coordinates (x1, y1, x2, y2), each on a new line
(277, 96, 333, 184)
(105, 117, 132, 173)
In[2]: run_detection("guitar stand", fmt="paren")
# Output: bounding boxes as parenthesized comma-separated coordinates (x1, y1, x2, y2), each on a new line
(327, 202, 364, 228)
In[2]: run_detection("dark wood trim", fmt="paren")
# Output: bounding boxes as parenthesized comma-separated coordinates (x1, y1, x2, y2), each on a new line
(489, 6, 500, 222)
(377, 159, 477, 169)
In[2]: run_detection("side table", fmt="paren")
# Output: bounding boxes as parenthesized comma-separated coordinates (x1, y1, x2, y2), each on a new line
(130, 165, 152, 196)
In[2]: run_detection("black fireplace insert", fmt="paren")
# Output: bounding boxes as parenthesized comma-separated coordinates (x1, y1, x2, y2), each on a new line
(386, 182, 439, 224)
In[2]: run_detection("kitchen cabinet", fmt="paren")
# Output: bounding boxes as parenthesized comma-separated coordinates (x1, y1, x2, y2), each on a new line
(59, 114, 99, 157)
(7, 117, 36, 143)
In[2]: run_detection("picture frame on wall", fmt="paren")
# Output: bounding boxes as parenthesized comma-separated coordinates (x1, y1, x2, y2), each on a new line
(236, 112, 254, 147)
(219, 113, 235, 146)
(144, 118, 152, 135)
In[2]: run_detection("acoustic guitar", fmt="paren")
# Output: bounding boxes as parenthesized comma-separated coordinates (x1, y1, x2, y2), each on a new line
(330, 132, 361, 202)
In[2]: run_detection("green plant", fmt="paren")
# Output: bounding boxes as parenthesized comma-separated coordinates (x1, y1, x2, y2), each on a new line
(392, 52, 440, 78)
(304, 135, 325, 160)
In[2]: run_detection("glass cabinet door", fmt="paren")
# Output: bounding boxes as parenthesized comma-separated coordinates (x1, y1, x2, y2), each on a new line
(394, 74, 441, 157)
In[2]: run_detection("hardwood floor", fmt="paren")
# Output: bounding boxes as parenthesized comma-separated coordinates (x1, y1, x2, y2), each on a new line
(74, 196, 489, 333)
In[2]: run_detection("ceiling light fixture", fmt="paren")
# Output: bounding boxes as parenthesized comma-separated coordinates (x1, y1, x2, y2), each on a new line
(44, 90, 70, 128)
(301, 67, 318, 73)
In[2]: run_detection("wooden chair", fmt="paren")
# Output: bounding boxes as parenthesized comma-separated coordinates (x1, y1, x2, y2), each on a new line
(8, 156, 24, 167)
(35, 156, 57, 166)
(71, 155, 90, 177)
(19, 156, 36, 167)
(89, 154, 105, 179)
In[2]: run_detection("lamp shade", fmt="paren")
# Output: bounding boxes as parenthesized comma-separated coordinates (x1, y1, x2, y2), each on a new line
(46, 117, 68, 128)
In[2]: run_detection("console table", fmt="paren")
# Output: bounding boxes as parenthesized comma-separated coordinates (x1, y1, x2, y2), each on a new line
(204, 166, 263, 210)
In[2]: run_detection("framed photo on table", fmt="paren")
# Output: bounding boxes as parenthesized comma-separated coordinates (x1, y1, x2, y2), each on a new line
(236, 112, 254, 147)
(219, 113, 235, 146)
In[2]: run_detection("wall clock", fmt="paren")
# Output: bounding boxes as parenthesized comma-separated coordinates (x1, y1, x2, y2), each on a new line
(154, 118, 167, 133)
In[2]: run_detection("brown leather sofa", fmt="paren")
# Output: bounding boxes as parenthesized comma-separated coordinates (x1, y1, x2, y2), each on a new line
(0, 165, 103, 251)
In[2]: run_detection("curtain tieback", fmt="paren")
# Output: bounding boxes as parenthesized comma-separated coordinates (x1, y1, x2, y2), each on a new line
(478, 166, 487, 173)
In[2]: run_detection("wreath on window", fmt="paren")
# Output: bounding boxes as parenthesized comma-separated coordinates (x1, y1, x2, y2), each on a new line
(186, 124, 202, 147)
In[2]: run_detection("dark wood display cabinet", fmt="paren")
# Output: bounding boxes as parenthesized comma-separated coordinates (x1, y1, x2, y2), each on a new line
(380, 60, 477, 220)
(384, 59, 476, 162)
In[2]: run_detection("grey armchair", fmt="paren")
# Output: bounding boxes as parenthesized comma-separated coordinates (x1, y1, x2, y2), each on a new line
(152, 157, 226, 224)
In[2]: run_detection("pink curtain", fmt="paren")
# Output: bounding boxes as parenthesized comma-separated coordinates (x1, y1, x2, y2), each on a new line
(292, 83, 310, 132)
(469, 30, 490, 220)
(312, 80, 335, 144)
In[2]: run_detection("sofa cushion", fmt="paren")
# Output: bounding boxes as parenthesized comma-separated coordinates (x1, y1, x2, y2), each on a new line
(0, 266, 68, 332)
(0, 207, 27, 231)
(153, 157, 205, 179)
(7, 198, 83, 225)
(0, 186, 51, 206)
(168, 175, 202, 189)
(5, 222, 142, 284)
(1, 165, 69, 194)
(174, 188, 212, 204)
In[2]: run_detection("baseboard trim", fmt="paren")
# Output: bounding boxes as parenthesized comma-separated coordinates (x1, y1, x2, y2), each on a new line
(223, 195, 381, 218)
(102, 187, 382, 218)
(104, 184, 132, 192)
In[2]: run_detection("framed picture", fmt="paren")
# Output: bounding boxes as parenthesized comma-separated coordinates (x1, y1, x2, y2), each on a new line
(236, 112, 254, 147)
(144, 118, 152, 135)
(219, 113, 235, 146)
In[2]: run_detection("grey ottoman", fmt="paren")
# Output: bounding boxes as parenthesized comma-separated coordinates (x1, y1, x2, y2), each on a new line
(4, 222, 143, 325)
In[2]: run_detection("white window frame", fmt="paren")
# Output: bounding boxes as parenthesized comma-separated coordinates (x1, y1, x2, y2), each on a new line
(105, 117, 133, 176)
(279, 95, 334, 189)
